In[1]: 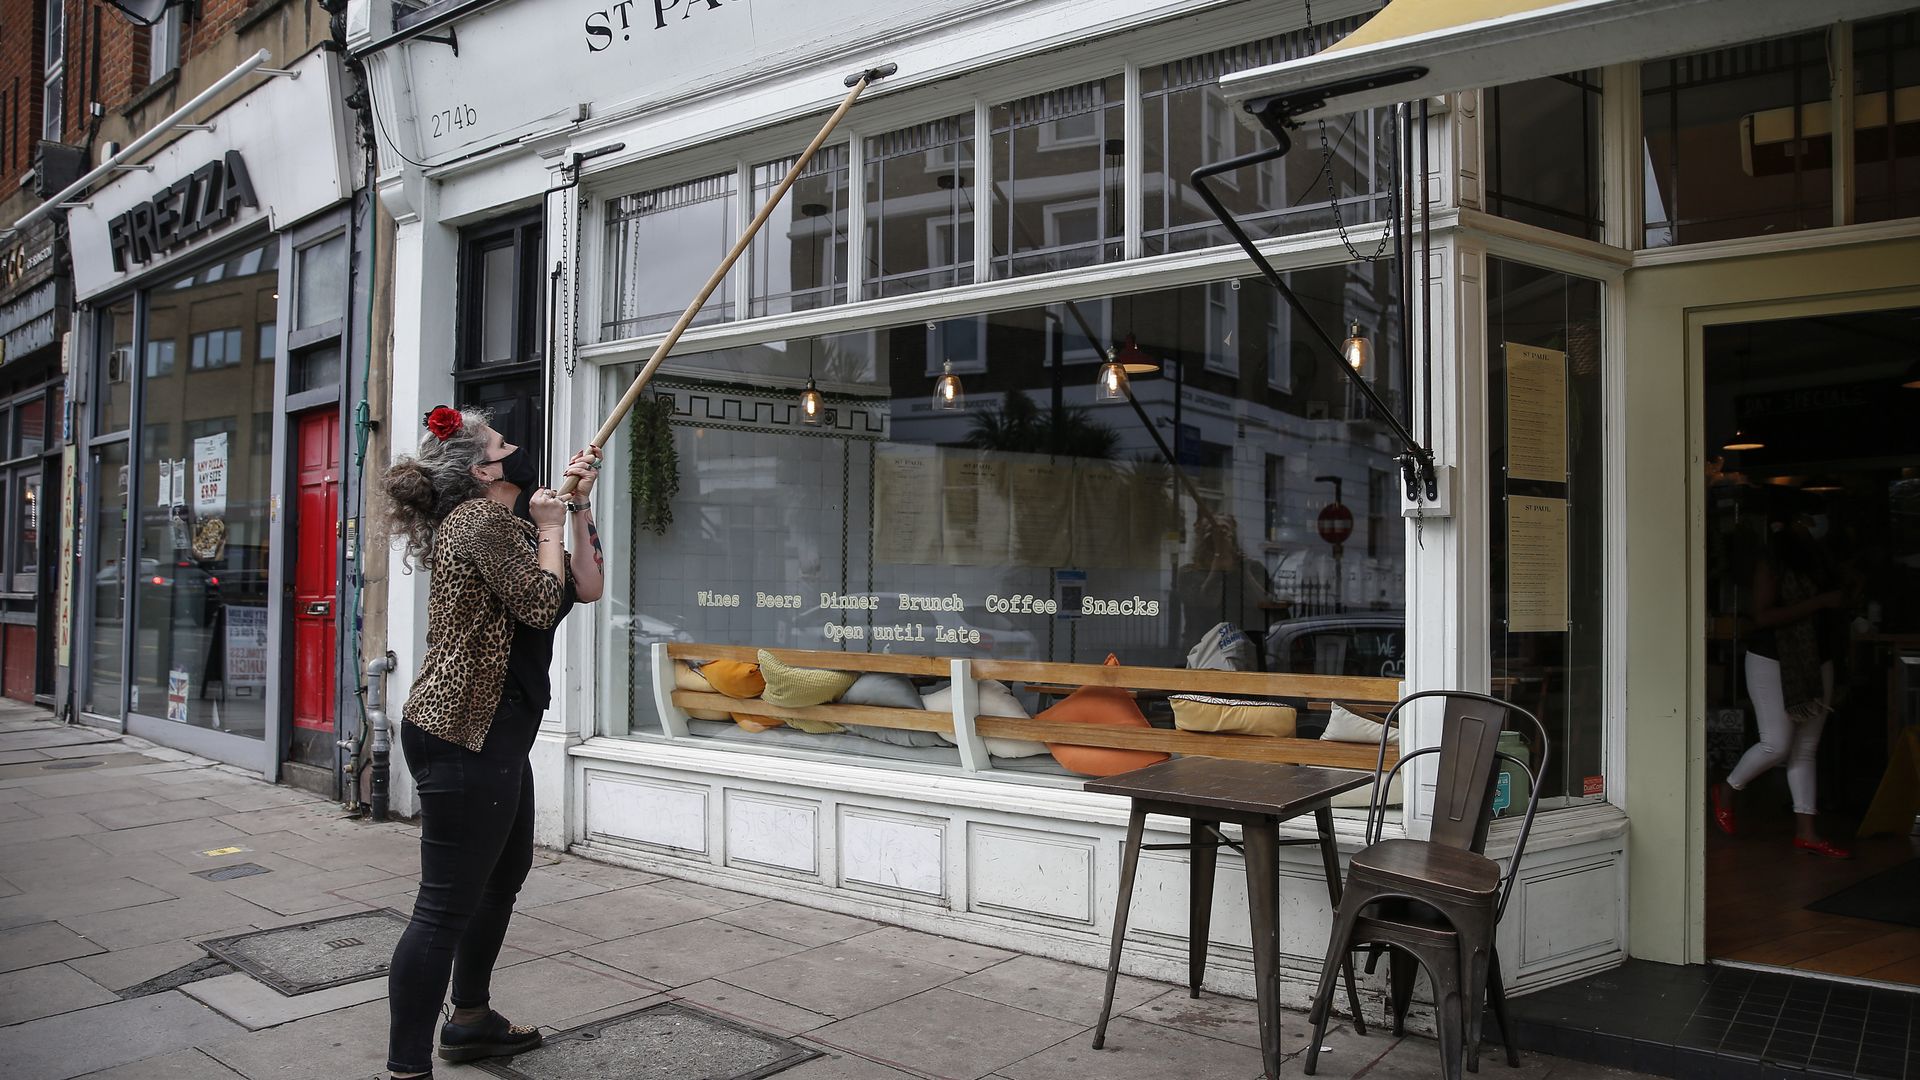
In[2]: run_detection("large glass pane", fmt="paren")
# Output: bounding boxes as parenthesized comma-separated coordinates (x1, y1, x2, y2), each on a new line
(613, 265, 1407, 765)
(295, 232, 347, 330)
(15, 473, 39, 577)
(1142, 28, 1392, 256)
(990, 76, 1124, 278)
(477, 241, 515, 364)
(1854, 12, 1920, 225)
(86, 441, 129, 716)
(131, 239, 277, 737)
(749, 146, 850, 317)
(14, 396, 44, 459)
(862, 114, 975, 298)
(1486, 258, 1606, 807)
(1642, 32, 1832, 247)
(603, 171, 738, 339)
(1486, 73, 1604, 241)
(98, 300, 134, 433)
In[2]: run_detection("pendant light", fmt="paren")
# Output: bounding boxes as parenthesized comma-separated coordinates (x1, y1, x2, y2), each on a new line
(1723, 429, 1764, 451)
(1097, 348, 1129, 402)
(1341, 321, 1372, 372)
(1112, 333, 1158, 375)
(800, 376, 824, 424)
(931, 320, 965, 410)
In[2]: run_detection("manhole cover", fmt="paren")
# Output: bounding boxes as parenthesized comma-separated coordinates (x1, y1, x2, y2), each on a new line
(192, 862, 273, 882)
(43, 760, 104, 770)
(474, 1002, 820, 1080)
(200, 909, 408, 996)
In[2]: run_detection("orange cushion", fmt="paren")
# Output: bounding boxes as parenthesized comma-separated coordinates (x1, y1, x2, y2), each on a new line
(671, 663, 731, 721)
(700, 660, 765, 699)
(1037, 654, 1169, 778)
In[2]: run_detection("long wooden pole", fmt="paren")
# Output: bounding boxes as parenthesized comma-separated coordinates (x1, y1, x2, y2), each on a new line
(558, 64, 895, 495)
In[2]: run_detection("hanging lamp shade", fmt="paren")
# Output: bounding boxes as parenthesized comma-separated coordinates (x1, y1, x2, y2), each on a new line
(800, 377, 824, 424)
(1341, 322, 1372, 372)
(1112, 333, 1158, 375)
(934, 360, 965, 411)
(1723, 429, 1764, 452)
(1097, 350, 1130, 401)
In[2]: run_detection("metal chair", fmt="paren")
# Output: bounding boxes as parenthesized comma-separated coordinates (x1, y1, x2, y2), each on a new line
(1302, 690, 1548, 1080)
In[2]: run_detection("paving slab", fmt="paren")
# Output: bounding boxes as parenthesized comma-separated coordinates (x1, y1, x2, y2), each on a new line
(0, 875, 178, 931)
(60, 892, 271, 950)
(541, 857, 663, 890)
(204, 787, 326, 813)
(38, 742, 146, 760)
(0, 990, 248, 1080)
(646, 875, 774, 911)
(520, 881, 723, 941)
(712, 899, 882, 948)
(87, 798, 236, 832)
(1124, 987, 1266, 1049)
(578, 916, 813, 987)
(179, 971, 390, 1031)
(670, 977, 838, 1037)
(0, 798, 41, 822)
(215, 863, 397, 916)
(33, 787, 167, 816)
(0, 748, 52, 765)
(847, 925, 1018, 973)
(0, 919, 107, 972)
(497, 912, 600, 958)
(774, 1045, 924, 1079)
(719, 940, 965, 1020)
(813, 987, 1086, 1079)
(66, 938, 215, 992)
(200, 997, 391, 1080)
(0, 812, 105, 845)
(998, 1015, 1264, 1080)
(505, 865, 615, 908)
(948, 954, 1168, 1026)
(71, 1048, 248, 1079)
(477, 952, 667, 1029)
(0, 960, 122, 1025)
(86, 817, 252, 858)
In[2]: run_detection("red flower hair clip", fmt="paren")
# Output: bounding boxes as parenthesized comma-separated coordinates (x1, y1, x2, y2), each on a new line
(424, 406, 464, 440)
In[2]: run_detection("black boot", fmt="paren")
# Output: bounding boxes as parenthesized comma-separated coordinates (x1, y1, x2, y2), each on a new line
(437, 1010, 542, 1062)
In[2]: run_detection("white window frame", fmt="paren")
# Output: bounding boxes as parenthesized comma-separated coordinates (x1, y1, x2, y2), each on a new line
(41, 0, 64, 142)
(150, 7, 183, 85)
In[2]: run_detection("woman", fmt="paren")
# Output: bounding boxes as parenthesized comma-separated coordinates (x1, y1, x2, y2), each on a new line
(1712, 504, 1850, 858)
(380, 406, 605, 1079)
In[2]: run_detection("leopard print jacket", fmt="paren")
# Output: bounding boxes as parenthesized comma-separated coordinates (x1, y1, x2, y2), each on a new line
(403, 498, 569, 751)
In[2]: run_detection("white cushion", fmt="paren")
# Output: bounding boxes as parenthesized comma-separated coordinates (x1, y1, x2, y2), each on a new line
(1321, 703, 1403, 809)
(922, 680, 1050, 758)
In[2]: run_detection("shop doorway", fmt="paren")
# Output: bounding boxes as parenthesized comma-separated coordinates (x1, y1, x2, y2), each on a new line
(1701, 305, 1920, 988)
(287, 409, 340, 770)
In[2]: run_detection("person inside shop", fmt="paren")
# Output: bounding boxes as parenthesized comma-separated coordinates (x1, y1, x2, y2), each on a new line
(1711, 495, 1853, 859)
(379, 406, 605, 1078)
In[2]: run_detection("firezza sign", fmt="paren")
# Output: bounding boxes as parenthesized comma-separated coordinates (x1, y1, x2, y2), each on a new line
(106, 150, 259, 273)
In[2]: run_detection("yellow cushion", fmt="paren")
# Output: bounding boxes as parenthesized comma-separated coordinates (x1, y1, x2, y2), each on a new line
(1170, 694, 1297, 737)
(701, 660, 766, 699)
(757, 650, 857, 708)
(672, 663, 732, 721)
(782, 717, 847, 735)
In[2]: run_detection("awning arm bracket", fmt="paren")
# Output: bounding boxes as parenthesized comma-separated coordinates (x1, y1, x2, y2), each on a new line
(1188, 71, 1437, 504)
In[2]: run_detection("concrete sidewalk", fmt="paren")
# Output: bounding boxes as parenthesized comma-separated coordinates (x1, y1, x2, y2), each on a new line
(0, 702, 1652, 1080)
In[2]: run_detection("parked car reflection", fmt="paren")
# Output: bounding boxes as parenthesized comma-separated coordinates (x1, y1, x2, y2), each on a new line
(1264, 611, 1406, 680)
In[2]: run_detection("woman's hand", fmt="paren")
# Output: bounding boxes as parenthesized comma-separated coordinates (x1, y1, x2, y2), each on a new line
(564, 446, 601, 503)
(528, 487, 567, 528)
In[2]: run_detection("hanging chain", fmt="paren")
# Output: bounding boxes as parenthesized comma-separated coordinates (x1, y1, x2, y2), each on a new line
(1306, 0, 1393, 264)
(560, 188, 580, 377)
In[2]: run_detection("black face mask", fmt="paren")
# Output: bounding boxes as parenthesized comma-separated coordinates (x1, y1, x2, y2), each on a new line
(490, 445, 540, 491)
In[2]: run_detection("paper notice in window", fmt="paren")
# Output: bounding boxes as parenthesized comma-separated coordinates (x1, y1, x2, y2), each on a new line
(941, 453, 1009, 565)
(873, 448, 942, 564)
(1071, 463, 1131, 568)
(1007, 457, 1070, 566)
(1507, 496, 1569, 633)
(1505, 343, 1567, 483)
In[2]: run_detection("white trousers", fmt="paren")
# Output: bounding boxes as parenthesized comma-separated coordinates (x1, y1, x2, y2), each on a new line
(1727, 652, 1831, 816)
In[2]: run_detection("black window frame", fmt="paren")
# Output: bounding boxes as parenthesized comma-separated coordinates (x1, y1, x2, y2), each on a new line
(455, 210, 548, 476)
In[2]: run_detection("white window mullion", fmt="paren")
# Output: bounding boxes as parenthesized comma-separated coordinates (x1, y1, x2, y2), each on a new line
(846, 129, 867, 302)
(1830, 21, 1855, 228)
(733, 160, 752, 323)
(1123, 61, 1144, 261)
(973, 98, 992, 284)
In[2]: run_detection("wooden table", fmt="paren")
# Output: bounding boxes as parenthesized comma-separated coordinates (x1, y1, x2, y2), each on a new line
(1086, 758, 1374, 1079)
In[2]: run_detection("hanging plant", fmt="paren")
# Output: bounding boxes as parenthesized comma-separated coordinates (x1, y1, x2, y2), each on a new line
(629, 394, 680, 535)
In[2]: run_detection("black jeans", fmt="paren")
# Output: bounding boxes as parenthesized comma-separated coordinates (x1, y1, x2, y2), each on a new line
(386, 702, 539, 1074)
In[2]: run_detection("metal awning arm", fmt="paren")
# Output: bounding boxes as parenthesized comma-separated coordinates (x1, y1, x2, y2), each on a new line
(1187, 93, 1438, 504)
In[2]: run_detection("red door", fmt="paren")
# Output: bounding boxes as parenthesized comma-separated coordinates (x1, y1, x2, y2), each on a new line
(291, 411, 340, 752)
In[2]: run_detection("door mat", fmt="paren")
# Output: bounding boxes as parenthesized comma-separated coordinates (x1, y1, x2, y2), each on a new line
(199, 908, 409, 995)
(473, 1001, 821, 1080)
(1806, 858, 1920, 928)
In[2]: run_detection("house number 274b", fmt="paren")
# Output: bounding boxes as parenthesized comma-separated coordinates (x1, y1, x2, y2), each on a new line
(430, 105, 479, 139)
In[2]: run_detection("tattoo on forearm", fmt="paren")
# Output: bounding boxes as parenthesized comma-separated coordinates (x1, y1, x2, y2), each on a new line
(586, 518, 604, 568)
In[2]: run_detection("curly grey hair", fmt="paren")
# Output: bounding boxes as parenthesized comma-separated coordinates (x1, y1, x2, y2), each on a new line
(381, 407, 495, 569)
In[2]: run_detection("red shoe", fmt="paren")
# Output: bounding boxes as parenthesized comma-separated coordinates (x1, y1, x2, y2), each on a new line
(1711, 785, 1737, 835)
(1793, 837, 1852, 859)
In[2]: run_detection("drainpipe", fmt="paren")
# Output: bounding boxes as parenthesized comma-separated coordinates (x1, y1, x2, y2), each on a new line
(364, 652, 396, 822)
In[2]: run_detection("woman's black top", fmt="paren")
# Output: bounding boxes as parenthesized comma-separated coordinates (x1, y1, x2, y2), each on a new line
(502, 565, 577, 713)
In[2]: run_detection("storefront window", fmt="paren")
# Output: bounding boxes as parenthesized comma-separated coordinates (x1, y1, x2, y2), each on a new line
(128, 239, 277, 737)
(1642, 32, 1832, 247)
(613, 267, 1407, 772)
(990, 77, 1124, 278)
(295, 233, 348, 331)
(1854, 12, 1920, 225)
(1486, 73, 1603, 241)
(604, 172, 738, 339)
(14, 396, 44, 459)
(14, 475, 39, 579)
(86, 440, 129, 715)
(749, 146, 850, 317)
(1486, 258, 1606, 807)
(862, 114, 975, 298)
(1141, 28, 1391, 256)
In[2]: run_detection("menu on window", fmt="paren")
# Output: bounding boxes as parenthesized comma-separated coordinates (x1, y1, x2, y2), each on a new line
(1007, 457, 1071, 567)
(1507, 496, 1569, 632)
(1505, 343, 1568, 483)
(1071, 463, 1131, 568)
(873, 448, 941, 564)
(940, 453, 1009, 565)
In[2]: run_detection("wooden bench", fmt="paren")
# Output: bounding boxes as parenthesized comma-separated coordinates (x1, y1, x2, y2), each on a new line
(653, 642, 1402, 772)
